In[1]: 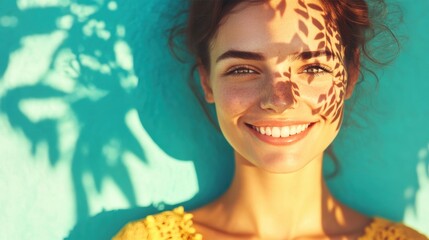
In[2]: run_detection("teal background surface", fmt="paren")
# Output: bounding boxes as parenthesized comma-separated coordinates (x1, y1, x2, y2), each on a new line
(0, 0, 428, 239)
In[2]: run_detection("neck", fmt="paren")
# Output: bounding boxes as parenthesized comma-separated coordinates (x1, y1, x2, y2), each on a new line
(191, 151, 371, 239)
(210, 151, 337, 238)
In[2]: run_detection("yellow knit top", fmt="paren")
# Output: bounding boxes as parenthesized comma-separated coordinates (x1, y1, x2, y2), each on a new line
(113, 207, 428, 240)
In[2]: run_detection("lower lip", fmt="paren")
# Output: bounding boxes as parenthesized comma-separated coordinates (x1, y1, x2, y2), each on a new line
(246, 123, 314, 146)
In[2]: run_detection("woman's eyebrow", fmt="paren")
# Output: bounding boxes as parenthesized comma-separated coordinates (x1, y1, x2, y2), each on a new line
(293, 50, 334, 61)
(216, 50, 265, 63)
(215, 50, 334, 63)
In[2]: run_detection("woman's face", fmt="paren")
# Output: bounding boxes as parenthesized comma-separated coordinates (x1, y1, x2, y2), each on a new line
(200, 0, 356, 173)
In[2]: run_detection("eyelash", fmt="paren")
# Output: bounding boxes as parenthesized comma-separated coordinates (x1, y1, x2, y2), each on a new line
(225, 66, 259, 76)
(302, 64, 332, 76)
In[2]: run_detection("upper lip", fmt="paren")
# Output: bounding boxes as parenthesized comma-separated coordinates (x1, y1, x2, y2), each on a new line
(246, 120, 316, 127)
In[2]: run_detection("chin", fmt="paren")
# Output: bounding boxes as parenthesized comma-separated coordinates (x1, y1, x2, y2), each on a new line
(253, 154, 315, 174)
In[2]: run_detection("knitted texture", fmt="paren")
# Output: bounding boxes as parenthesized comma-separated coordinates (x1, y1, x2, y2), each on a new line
(113, 207, 202, 240)
(114, 207, 428, 240)
(359, 217, 428, 240)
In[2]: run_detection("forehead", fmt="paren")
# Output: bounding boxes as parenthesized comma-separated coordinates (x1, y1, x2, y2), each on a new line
(211, 0, 336, 60)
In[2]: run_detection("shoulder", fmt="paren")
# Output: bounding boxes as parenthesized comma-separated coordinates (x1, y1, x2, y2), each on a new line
(113, 206, 202, 240)
(360, 217, 428, 240)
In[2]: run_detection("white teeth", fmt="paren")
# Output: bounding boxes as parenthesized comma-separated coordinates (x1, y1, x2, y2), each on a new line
(265, 127, 272, 136)
(290, 125, 297, 135)
(271, 127, 281, 138)
(253, 124, 310, 138)
(281, 126, 289, 137)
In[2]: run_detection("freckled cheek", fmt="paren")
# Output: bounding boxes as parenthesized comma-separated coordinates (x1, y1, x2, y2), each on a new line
(213, 84, 261, 116)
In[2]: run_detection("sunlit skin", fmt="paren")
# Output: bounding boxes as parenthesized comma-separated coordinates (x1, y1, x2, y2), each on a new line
(191, 0, 369, 239)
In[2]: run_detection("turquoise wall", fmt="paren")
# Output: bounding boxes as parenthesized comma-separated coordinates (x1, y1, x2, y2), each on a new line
(0, 0, 428, 239)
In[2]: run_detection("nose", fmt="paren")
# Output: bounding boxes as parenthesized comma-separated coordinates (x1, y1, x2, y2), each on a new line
(259, 80, 297, 113)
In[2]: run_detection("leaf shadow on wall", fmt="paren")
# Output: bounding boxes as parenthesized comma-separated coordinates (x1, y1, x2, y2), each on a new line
(66, 0, 234, 238)
(0, 0, 140, 227)
(0, 0, 233, 239)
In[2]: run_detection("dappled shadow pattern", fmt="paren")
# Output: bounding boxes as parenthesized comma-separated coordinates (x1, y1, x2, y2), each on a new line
(0, 1, 233, 238)
(261, 0, 348, 130)
(0, 0, 144, 222)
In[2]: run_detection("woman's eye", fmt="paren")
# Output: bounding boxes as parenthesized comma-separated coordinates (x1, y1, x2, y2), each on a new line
(303, 65, 331, 75)
(226, 67, 258, 75)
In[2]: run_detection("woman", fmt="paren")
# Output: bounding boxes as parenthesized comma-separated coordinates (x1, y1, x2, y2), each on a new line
(114, 0, 428, 239)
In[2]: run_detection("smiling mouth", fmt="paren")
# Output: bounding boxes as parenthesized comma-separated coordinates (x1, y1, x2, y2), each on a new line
(245, 123, 315, 138)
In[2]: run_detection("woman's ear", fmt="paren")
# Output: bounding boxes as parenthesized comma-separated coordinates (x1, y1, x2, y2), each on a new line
(198, 65, 214, 103)
(345, 50, 360, 99)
